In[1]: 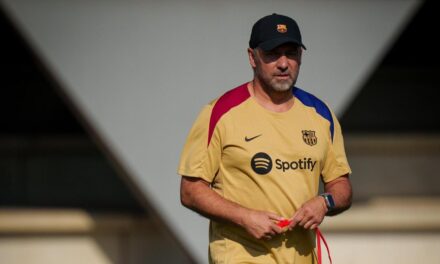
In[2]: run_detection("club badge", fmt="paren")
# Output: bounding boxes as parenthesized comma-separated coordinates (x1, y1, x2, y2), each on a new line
(302, 130, 317, 146)
(277, 24, 287, 33)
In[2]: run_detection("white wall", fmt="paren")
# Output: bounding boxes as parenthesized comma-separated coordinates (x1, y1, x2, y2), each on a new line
(2, 1, 421, 262)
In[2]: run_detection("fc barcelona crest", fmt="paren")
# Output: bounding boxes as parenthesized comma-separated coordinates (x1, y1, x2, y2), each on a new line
(302, 130, 317, 146)
(277, 24, 288, 33)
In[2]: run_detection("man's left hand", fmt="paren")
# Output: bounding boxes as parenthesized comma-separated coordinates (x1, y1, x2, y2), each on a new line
(288, 196, 328, 230)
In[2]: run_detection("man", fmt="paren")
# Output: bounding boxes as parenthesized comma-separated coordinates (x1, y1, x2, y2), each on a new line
(178, 13, 352, 264)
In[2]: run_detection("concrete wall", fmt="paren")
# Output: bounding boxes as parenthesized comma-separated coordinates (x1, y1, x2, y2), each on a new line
(0, 209, 192, 264)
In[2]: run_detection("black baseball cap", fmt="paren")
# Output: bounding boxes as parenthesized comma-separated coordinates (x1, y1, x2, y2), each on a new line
(249, 13, 306, 51)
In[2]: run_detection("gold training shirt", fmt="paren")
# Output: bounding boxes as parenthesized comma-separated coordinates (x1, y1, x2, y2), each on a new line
(178, 83, 351, 264)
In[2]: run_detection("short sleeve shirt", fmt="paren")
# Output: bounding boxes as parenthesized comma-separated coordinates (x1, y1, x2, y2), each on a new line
(178, 83, 351, 264)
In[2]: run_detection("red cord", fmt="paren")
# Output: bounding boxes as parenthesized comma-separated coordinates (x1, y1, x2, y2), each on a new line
(316, 228, 332, 264)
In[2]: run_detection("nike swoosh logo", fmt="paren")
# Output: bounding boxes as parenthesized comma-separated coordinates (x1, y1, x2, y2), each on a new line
(245, 134, 262, 142)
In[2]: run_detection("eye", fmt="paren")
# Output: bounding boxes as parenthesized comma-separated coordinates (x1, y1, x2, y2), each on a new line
(265, 51, 277, 57)
(285, 50, 299, 58)
(263, 51, 279, 60)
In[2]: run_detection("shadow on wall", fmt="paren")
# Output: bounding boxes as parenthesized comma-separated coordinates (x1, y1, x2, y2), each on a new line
(344, 134, 440, 202)
(340, 0, 440, 202)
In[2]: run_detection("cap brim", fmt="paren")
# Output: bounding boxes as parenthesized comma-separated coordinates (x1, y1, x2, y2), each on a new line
(258, 37, 306, 51)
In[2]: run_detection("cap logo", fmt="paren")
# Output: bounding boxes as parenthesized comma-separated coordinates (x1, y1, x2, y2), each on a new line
(277, 24, 287, 33)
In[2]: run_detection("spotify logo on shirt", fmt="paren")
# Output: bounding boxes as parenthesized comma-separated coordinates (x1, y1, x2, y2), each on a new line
(251, 152, 273, 175)
(251, 152, 317, 175)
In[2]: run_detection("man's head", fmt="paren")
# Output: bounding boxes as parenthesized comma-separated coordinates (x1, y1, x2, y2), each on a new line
(249, 13, 306, 52)
(248, 14, 305, 92)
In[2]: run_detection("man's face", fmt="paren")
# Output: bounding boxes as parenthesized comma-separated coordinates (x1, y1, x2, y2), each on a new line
(250, 43, 302, 92)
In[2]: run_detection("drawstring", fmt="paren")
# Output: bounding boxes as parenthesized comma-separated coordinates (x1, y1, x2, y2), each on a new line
(316, 228, 332, 264)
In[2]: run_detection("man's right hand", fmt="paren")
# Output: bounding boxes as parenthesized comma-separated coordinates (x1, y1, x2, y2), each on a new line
(241, 210, 284, 240)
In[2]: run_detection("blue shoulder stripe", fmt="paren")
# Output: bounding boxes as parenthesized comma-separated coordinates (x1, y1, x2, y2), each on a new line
(293, 87, 334, 141)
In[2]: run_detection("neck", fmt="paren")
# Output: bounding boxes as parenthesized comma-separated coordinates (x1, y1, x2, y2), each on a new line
(249, 79, 294, 112)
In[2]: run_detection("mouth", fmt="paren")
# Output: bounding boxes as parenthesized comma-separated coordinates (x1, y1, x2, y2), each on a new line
(274, 74, 291, 80)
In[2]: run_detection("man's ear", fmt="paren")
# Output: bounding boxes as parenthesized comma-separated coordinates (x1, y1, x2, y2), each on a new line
(248, 48, 257, 69)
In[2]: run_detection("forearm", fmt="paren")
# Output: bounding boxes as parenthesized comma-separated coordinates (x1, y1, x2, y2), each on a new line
(324, 175, 352, 216)
(180, 176, 249, 227)
(181, 176, 285, 239)
(288, 175, 352, 229)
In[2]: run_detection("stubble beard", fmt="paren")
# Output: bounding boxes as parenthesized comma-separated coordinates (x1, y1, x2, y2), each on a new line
(269, 78, 294, 92)
(256, 67, 296, 93)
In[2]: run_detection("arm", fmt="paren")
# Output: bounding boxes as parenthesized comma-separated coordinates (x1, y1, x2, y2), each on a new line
(289, 174, 352, 230)
(323, 174, 352, 216)
(180, 176, 284, 239)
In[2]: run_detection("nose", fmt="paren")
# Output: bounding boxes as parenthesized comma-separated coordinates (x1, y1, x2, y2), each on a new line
(276, 55, 288, 71)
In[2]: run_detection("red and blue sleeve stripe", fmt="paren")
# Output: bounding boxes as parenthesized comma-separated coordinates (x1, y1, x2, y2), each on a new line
(293, 87, 335, 142)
